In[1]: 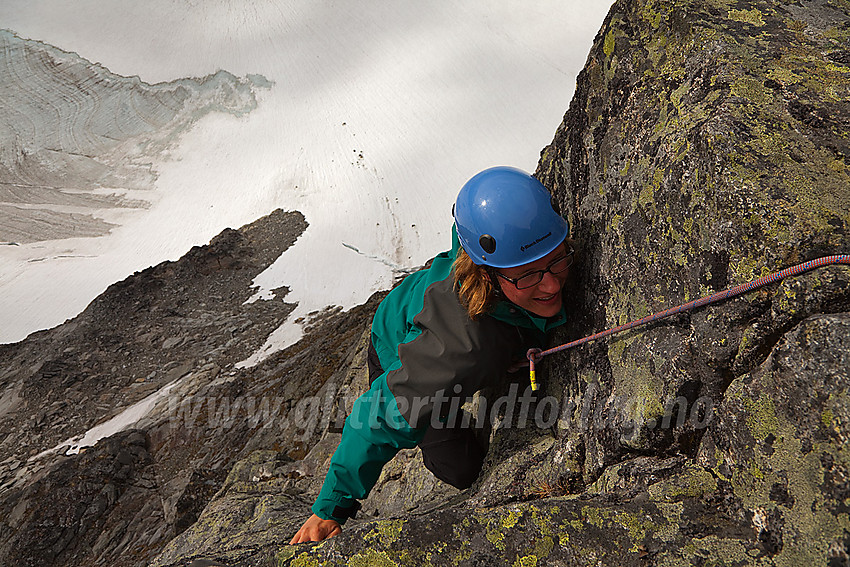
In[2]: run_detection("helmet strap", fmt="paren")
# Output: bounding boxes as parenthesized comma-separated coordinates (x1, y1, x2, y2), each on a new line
(484, 266, 506, 299)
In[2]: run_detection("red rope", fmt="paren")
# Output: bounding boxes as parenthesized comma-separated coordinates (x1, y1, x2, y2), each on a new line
(526, 254, 849, 391)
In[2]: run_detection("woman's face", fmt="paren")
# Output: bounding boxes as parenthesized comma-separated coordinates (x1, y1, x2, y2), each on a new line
(495, 244, 570, 318)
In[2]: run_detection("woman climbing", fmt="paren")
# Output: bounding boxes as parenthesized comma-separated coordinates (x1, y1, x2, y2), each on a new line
(290, 166, 573, 543)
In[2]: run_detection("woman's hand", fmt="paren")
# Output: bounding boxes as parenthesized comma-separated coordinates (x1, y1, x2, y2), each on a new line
(289, 514, 342, 544)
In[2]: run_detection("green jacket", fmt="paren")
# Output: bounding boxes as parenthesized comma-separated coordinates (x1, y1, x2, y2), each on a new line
(312, 230, 567, 522)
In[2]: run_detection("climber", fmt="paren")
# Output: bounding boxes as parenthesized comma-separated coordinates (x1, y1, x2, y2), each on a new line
(289, 166, 574, 544)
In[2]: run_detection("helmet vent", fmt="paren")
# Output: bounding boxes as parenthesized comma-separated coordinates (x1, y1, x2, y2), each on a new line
(479, 234, 497, 254)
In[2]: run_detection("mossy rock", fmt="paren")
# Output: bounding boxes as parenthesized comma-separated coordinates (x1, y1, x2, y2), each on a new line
(536, 0, 850, 482)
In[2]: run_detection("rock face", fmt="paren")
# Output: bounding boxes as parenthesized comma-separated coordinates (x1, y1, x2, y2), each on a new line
(533, 0, 850, 495)
(2, 0, 849, 565)
(533, 0, 850, 539)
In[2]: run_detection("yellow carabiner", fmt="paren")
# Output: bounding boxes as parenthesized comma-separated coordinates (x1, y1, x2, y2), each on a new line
(527, 348, 543, 392)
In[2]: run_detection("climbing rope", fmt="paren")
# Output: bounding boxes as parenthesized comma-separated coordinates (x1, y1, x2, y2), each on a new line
(526, 254, 850, 391)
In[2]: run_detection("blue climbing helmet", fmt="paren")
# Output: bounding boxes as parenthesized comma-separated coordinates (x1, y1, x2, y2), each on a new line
(453, 166, 569, 268)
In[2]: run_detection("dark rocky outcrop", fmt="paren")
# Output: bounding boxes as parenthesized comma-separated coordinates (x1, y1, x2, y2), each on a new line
(0, 208, 306, 471)
(0, 206, 393, 566)
(2, 0, 849, 565)
(2, 430, 156, 567)
(0, 208, 377, 567)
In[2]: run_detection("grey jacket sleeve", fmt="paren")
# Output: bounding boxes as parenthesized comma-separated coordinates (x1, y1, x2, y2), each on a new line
(386, 277, 523, 428)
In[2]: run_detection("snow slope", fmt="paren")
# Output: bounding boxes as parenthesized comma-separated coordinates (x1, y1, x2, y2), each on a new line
(0, 1, 613, 357)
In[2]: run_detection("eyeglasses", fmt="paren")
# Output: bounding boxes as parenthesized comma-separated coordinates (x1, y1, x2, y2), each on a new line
(496, 246, 575, 290)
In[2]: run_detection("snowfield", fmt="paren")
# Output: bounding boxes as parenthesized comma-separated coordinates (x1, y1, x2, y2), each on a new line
(1, 1, 613, 364)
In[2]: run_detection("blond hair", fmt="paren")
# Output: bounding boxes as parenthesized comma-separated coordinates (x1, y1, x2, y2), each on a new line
(452, 247, 498, 319)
